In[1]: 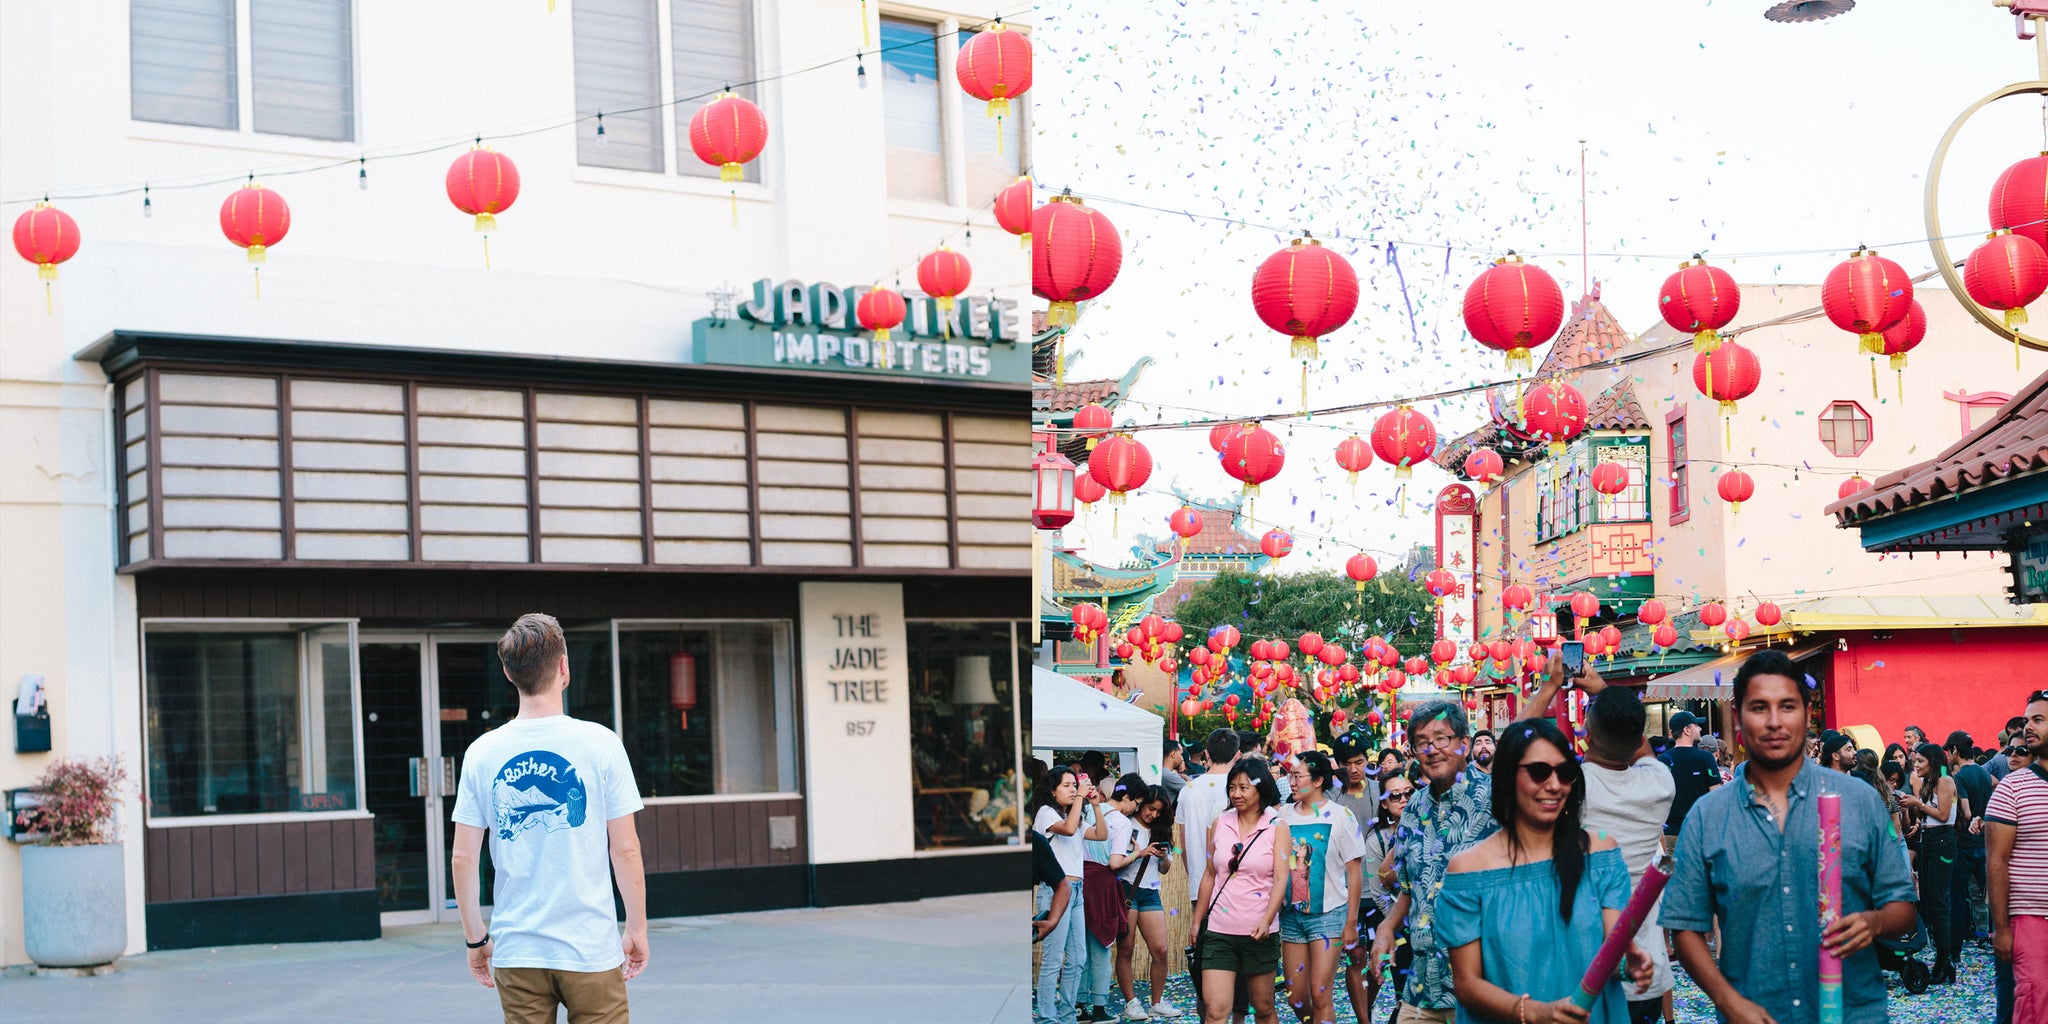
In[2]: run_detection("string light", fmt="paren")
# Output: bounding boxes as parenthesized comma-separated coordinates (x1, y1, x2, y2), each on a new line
(141, 185, 151, 219)
(595, 112, 607, 148)
(357, 156, 368, 190)
(857, 54, 868, 89)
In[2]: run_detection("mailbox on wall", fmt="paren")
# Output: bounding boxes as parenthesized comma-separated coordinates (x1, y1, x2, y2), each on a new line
(15, 674, 49, 754)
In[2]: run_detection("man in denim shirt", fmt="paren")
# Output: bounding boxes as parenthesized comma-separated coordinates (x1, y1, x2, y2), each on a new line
(1370, 699, 1495, 1024)
(1661, 650, 1918, 1024)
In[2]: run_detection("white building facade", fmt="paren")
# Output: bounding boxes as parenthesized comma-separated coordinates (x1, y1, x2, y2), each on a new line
(0, 0, 1032, 962)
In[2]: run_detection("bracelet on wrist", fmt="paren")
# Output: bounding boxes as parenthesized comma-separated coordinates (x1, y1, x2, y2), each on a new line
(465, 932, 490, 949)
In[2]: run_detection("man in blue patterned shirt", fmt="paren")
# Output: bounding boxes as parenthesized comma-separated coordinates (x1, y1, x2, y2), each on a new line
(1660, 650, 1917, 1024)
(1371, 698, 1496, 1023)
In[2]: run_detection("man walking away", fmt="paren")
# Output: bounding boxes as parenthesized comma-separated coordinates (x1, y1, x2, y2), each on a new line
(453, 613, 648, 1024)
(1988, 690, 2048, 1024)
(1174, 728, 1240, 913)
(1579, 683, 1677, 1024)
(1661, 650, 1917, 1024)
(1659, 711, 1720, 854)
(1950, 730, 1997, 947)
(1161, 740, 1190, 799)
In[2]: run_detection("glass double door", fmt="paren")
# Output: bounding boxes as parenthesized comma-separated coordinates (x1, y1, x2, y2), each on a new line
(361, 635, 522, 923)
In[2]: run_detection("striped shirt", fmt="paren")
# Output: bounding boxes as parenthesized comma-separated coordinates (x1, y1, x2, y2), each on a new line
(1986, 763, 2048, 917)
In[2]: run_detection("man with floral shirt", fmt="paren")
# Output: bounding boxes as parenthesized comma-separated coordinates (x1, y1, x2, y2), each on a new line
(1370, 699, 1496, 1024)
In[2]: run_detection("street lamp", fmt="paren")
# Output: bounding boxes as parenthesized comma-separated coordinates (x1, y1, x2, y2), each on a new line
(1032, 445, 1078, 530)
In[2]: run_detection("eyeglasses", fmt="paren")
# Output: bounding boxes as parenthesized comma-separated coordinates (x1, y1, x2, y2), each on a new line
(1382, 789, 1413, 802)
(1414, 734, 1464, 754)
(1518, 760, 1583, 786)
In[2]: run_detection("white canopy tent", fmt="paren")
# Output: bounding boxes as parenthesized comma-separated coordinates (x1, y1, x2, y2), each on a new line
(1031, 666, 1165, 785)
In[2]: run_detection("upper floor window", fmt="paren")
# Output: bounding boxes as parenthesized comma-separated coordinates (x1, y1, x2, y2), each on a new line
(574, 0, 758, 179)
(131, 0, 356, 142)
(1592, 442, 1649, 523)
(1819, 401, 1872, 458)
(883, 18, 947, 202)
(1667, 409, 1689, 524)
(1534, 443, 1589, 543)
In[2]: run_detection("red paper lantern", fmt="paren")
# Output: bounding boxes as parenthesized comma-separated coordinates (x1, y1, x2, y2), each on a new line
(1754, 601, 1783, 627)
(1453, 664, 1478, 686)
(1569, 592, 1601, 621)
(1652, 623, 1679, 649)
(1072, 402, 1113, 450)
(1590, 461, 1630, 496)
(1346, 554, 1378, 591)
(1116, 642, 1136, 661)
(1163, 622, 1184, 643)
(444, 147, 520, 257)
(1502, 583, 1534, 611)
(1464, 252, 1565, 372)
(1424, 568, 1459, 600)
(1599, 624, 1622, 651)
(1260, 529, 1294, 559)
(12, 202, 80, 313)
(1188, 646, 1211, 666)
(1582, 634, 1606, 659)
(1087, 434, 1151, 503)
(1210, 625, 1241, 652)
(1431, 639, 1458, 665)
(688, 92, 769, 183)
(1030, 448, 1076, 530)
(856, 286, 908, 342)
(220, 182, 291, 263)
(1335, 436, 1374, 485)
(1513, 379, 1587, 453)
(1405, 656, 1430, 677)
(1637, 599, 1667, 626)
(1032, 194, 1121, 328)
(1990, 154, 2048, 254)
(1371, 406, 1437, 480)
(1822, 249, 1913, 354)
(954, 21, 1032, 119)
(1964, 228, 2048, 330)
(1698, 602, 1729, 628)
(1837, 475, 1870, 500)
(1219, 423, 1286, 497)
(1169, 506, 1204, 542)
(1691, 340, 1762, 417)
(1209, 421, 1248, 452)
(1724, 618, 1751, 643)
(671, 652, 698, 730)
(1298, 633, 1324, 657)
(1072, 464, 1107, 507)
(1251, 235, 1359, 360)
(918, 247, 973, 319)
(1659, 259, 1742, 354)
(1717, 468, 1755, 512)
(1878, 300, 1926, 374)
(1464, 447, 1504, 484)
(993, 175, 1033, 247)
(1466, 642, 1489, 664)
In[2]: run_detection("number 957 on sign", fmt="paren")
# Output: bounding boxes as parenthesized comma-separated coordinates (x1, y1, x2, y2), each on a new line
(845, 720, 875, 737)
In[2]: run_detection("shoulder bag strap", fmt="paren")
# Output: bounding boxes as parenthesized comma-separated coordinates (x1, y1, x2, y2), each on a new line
(1199, 823, 1270, 932)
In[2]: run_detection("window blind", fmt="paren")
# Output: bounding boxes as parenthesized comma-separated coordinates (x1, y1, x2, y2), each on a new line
(251, 0, 354, 141)
(131, 0, 238, 130)
(881, 18, 944, 202)
(672, 0, 758, 182)
(574, 0, 665, 172)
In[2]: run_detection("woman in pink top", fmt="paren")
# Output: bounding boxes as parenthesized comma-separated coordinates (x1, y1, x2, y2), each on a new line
(1192, 759, 1290, 1024)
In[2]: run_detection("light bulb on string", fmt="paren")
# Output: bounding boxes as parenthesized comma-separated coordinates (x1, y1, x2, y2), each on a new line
(357, 156, 368, 190)
(857, 54, 868, 89)
(142, 185, 152, 219)
(595, 112, 607, 148)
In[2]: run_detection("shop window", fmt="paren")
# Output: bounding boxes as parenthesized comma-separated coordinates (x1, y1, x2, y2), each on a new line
(1667, 408, 1689, 524)
(615, 622, 796, 798)
(882, 17, 946, 202)
(143, 622, 361, 818)
(131, 0, 356, 141)
(959, 28, 1025, 201)
(1819, 401, 1872, 457)
(908, 621, 1024, 850)
(573, 0, 665, 171)
(672, 0, 759, 182)
(1592, 441, 1649, 523)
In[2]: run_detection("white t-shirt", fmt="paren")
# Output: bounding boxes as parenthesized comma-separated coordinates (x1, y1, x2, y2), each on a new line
(450, 714, 644, 972)
(1034, 804, 1085, 878)
(1581, 755, 1677, 999)
(1276, 799, 1367, 914)
(1174, 771, 1232, 900)
(1107, 808, 1167, 889)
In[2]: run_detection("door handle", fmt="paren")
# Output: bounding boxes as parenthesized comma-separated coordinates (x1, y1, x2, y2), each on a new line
(441, 756, 457, 797)
(408, 757, 428, 798)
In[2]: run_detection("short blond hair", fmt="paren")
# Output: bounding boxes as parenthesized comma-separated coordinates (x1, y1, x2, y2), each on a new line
(498, 613, 566, 695)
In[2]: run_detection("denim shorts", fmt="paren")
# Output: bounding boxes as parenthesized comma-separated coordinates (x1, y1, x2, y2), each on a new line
(1279, 905, 1347, 943)
(1122, 881, 1163, 912)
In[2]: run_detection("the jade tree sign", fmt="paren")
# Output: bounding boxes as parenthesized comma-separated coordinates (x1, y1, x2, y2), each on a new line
(692, 278, 1028, 383)
(799, 582, 912, 863)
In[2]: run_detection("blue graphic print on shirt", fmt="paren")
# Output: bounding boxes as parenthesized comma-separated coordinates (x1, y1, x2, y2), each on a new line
(1288, 821, 1332, 913)
(492, 750, 589, 841)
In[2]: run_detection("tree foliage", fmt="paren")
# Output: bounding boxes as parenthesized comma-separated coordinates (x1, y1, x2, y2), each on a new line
(1168, 568, 1435, 657)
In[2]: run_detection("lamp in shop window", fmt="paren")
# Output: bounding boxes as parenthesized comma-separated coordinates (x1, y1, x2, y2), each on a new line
(669, 651, 698, 731)
(953, 656, 998, 705)
(1032, 445, 1078, 530)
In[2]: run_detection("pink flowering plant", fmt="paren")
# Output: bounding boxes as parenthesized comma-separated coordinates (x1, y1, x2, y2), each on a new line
(17, 757, 129, 846)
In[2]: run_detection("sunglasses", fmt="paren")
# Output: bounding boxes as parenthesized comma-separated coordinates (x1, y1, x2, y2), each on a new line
(1518, 760, 1583, 786)
(1228, 841, 1247, 874)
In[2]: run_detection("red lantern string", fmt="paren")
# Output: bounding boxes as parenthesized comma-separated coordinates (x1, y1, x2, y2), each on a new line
(12, 202, 81, 315)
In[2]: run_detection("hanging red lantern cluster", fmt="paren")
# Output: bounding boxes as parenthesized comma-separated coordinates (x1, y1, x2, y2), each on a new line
(1068, 603, 1107, 644)
(993, 175, 1033, 247)
(1371, 406, 1437, 479)
(1260, 529, 1294, 559)
(1464, 447, 1504, 484)
(1991, 154, 2048, 254)
(12, 202, 81, 313)
(1252, 235, 1359, 361)
(855, 286, 907, 342)
(955, 21, 1033, 121)
(1464, 252, 1565, 372)
(1071, 402, 1113, 450)
(1717, 468, 1755, 512)
(1032, 193, 1122, 329)
(1346, 553, 1378, 591)
(1821, 248, 1913, 355)
(1220, 423, 1286, 497)
(444, 147, 520, 268)
(1659, 257, 1742, 353)
(1512, 379, 1587, 454)
(1209, 421, 1249, 452)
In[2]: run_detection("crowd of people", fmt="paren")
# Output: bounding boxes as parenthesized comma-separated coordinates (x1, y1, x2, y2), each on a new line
(1030, 651, 2048, 1024)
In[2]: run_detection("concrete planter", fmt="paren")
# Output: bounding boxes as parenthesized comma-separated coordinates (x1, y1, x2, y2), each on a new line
(22, 842, 127, 968)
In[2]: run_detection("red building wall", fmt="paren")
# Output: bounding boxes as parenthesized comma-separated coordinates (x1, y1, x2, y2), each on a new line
(1826, 627, 2048, 751)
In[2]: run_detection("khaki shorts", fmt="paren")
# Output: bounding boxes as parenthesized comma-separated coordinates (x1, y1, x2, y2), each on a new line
(494, 965, 629, 1024)
(1394, 1003, 1454, 1024)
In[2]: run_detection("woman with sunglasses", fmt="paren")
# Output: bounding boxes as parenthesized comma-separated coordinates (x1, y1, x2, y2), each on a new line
(1033, 766, 1090, 1024)
(1349, 773, 1414, 1024)
(1277, 752, 1366, 1024)
(1435, 719, 1651, 1024)
(1193, 759, 1291, 1024)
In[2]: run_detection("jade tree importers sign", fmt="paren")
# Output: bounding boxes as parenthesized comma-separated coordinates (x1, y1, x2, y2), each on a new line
(691, 278, 1028, 383)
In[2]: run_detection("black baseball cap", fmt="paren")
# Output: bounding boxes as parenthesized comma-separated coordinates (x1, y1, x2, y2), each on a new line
(1669, 712, 1703, 735)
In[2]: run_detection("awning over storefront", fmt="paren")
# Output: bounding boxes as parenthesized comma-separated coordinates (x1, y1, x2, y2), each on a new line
(1640, 641, 1830, 701)
(1031, 666, 1165, 783)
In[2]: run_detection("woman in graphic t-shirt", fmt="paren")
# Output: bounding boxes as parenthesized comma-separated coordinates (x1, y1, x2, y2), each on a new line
(1108, 778, 1179, 1020)
(1193, 759, 1290, 1024)
(1277, 752, 1365, 1024)
(1032, 766, 1089, 1024)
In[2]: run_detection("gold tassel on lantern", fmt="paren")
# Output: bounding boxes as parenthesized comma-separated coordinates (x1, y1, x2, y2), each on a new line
(2009, 307, 2031, 330)
(1870, 356, 1879, 400)
(1892, 353, 1908, 402)
(1860, 331, 1884, 356)
(1693, 328, 1721, 354)
(1291, 335, 1317, 361)
(1056, 335, 1066, 386)
(936, 294, 955, 338)
(1507, 347, 1531, 373)
(1048, 301, 1078, 328)
(861, 0, 869, 46)
(473, 212, 497, 270)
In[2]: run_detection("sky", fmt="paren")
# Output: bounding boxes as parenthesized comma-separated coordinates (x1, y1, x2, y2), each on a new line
(1034, 0, 2046, 571)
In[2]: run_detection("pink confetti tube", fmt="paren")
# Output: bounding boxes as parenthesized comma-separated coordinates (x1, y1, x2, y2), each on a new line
(1818, 793, 1843, 1024)
(1571, 852, 1673, 1010)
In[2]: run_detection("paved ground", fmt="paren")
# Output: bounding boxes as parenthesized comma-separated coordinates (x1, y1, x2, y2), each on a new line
(0, 891, 1027, 1024)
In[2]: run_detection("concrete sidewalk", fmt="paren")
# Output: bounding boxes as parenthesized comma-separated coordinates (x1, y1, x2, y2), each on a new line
(0, 891, 1027, 1024)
